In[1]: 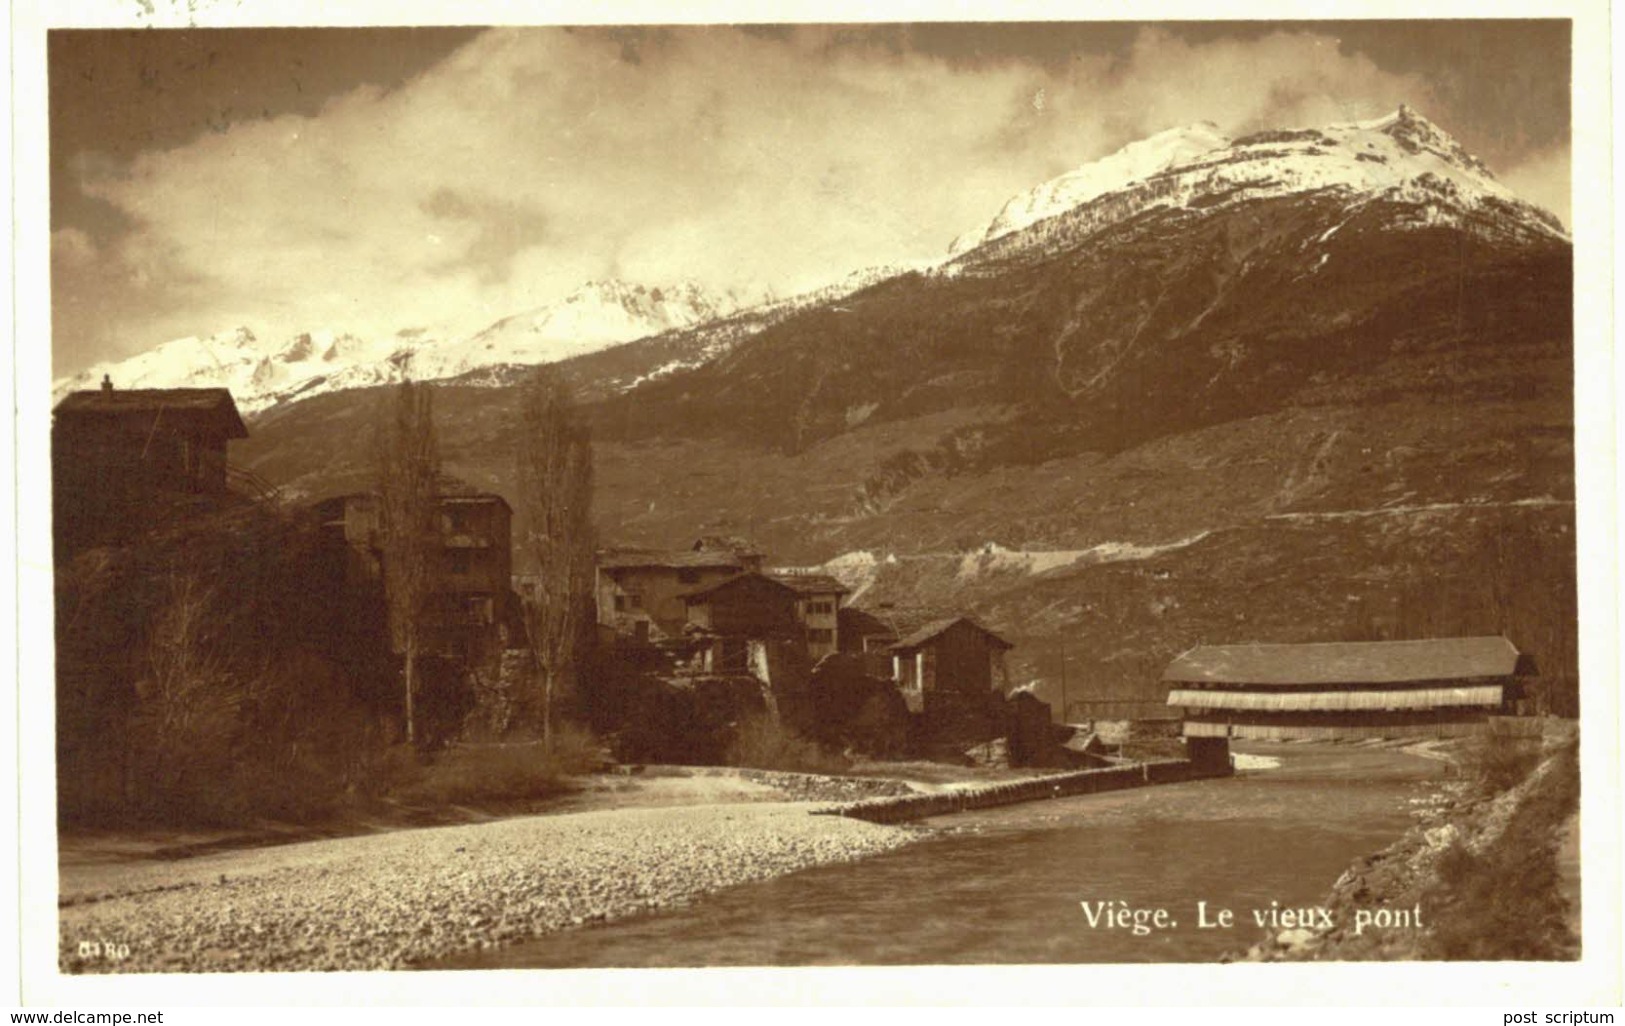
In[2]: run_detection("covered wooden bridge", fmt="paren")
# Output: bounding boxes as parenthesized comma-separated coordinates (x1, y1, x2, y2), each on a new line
(1165, 636, 1521, 741)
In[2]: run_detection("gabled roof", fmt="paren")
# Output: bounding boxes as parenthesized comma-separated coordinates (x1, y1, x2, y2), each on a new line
(598, 548, 748, 571)
(838, 606, 897, 638)
(54, 387, 249, 439)
(765, 572, 849, 596)
(679, 571, 799, 602)
(889, 616, 1014, 652)
(1162, 636, 1520, 687)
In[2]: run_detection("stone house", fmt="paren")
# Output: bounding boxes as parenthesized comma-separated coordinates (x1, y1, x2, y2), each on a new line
(315, 489, 521, 665)
(595, 541, 763, 642)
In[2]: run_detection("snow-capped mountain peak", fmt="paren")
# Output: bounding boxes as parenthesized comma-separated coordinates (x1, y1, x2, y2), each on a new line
(948, 122, 1229, 256)
(948, 106, 1567, 265)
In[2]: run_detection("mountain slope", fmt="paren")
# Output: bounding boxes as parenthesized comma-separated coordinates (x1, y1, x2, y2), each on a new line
(232, 107, 1578, 716)
(591, 108, 1566, 454)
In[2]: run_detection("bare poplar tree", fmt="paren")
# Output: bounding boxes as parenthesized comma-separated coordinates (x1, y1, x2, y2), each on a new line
(515, 367, 596, 754)
(376, 380, 441, 746)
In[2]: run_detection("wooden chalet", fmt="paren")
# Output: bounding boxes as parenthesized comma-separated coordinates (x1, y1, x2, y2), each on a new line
(889, 616, 1014, 716)
(52, 379, 254, 553)
(838, 606, 901, 678)
(53, 378, 250, 496)
(838, 606, 898, 653)
(1165, 636, 1521, 741)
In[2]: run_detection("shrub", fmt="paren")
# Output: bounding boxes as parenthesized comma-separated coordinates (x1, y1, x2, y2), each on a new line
(546, 721, 609, 775)
(724, 715, 849, 775)
(391, 723, 604, 807)
(1460, 737, 1544, 797)
(396, 745, 566, 806)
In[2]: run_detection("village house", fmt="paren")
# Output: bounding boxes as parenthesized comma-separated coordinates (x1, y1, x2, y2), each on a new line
(679, 571, 805, 676)
(1164, 636, 1523, 741)
(595, 538, 763, 642)
(674, 570, 851, 672)
(764, 572, 849, 660)
(53, 378, 250, 496)
(315, 489, 520, 666)
(432, 494, 517, 663)
(836, 606, 900, 678)
(52, 379, 253, 552)
(837, 606, 899, 655)
(888, 616, 1015, 716)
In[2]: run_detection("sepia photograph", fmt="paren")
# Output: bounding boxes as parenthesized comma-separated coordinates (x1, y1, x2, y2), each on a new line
(12, 0, 1620, 1007)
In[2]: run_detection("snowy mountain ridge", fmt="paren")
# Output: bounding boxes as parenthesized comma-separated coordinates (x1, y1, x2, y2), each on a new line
(53, 279, 752, 414)
(947, 122, 1230, 256)
(949, 106, 1567, 268)
(56, 107, 1565, 417)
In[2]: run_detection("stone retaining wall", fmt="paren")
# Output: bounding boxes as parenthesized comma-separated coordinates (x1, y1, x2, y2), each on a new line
(813, 757, 1229, 824)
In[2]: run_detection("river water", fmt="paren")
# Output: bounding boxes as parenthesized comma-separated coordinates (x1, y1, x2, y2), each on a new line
(438, 744, 1440, 967)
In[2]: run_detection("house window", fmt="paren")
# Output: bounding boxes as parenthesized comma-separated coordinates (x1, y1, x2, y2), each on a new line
(808, 600, 835, 616)
(628, 593, 644, 610)
(614, 594, 628, 612)
(449, 550, 472, 575)
(808, 628, 834, 644)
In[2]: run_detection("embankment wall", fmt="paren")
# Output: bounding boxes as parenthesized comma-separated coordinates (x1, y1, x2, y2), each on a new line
(814, 757, 1229, 824)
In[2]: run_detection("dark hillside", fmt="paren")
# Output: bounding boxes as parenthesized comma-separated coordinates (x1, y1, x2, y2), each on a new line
(588, 194, 1569, 462)
(232, 172, 1575, 723)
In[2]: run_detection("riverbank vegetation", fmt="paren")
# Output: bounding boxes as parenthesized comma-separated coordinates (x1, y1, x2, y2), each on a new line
(54, 495, 608, 831)
(1422, 737, 1580, 960)
(1244, 731, 1581, 962)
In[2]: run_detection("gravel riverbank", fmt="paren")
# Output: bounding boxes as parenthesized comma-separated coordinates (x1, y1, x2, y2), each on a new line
(60, 801, 917, 973)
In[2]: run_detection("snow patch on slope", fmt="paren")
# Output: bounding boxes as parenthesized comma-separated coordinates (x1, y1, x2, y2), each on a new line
(955, 532, 1215, 579)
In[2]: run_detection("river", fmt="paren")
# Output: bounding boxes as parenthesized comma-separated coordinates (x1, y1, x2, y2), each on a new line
(435, 744, 1441, 967)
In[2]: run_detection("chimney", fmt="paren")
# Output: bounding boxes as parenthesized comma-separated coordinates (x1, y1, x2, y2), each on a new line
(100, 374, 113, 393)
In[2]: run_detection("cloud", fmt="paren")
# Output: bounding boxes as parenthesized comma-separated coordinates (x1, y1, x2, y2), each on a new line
(1498, 145, 1571, 228)
(58, 26, 1489, 372)
(51, 227, 97, 269)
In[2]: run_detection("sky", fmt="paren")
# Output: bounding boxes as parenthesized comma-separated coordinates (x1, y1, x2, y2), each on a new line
(48, 20, 1572, 377)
